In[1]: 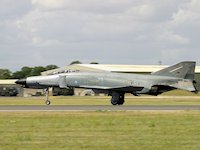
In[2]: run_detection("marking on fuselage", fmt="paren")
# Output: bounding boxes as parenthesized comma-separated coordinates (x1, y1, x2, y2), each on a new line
(130, 81, 141, 86)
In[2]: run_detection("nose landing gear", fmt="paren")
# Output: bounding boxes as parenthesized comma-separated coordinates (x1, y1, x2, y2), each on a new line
(44, 88, 51, 105)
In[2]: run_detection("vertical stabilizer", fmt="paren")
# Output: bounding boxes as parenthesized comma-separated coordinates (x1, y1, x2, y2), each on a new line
(152, 61, 196, 80)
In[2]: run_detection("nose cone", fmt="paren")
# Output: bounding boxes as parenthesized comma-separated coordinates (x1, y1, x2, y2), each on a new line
(15, 78, 27, 85)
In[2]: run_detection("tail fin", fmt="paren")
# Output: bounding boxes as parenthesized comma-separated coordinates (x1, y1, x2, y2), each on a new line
(152, 61, 196, 80)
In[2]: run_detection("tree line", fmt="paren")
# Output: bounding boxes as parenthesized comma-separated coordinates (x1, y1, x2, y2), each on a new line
(0, 60, 99, 79)
(0, 65, 58, 79)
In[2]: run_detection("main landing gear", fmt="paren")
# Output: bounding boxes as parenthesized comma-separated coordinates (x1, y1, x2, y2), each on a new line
(44, 88, 51, 105)
(111, 92, 125, 105)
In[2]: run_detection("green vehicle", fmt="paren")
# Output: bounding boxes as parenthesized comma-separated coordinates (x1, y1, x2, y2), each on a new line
(0, 87, 18, 96)
(52, 87, 74, 96)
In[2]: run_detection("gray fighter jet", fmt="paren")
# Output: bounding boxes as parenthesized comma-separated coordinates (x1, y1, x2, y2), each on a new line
(16, 61, 197, 105)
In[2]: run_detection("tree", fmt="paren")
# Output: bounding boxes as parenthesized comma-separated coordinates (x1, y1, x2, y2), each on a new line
(11, 64, 59, 79)
(21, 67, 33, 77)
(30, 66, 46, 76)
(46, 65, 58, 70)
(90, 62, 99, 64)
(12, 66, 47, 78)
(70, 60, 82, 65)
(12, 71, 25, 79)
(0, 69, 12, 79)
(12, 67, 33, 79)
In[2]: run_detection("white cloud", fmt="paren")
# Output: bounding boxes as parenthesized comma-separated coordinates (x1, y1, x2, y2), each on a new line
(156, 31, 190, 45)
(32, 0, 65, 10)
(160, 49, 184, 62)
(171, 0, 200, 26)
(125, 4, 156, 21)
(0, 0, 200, 71)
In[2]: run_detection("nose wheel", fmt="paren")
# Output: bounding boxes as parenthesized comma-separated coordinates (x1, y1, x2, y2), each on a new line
(45, 88, 51, 105)
(45, 100, 51, 105)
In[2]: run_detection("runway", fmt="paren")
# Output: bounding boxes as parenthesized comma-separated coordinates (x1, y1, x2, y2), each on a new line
(0, 105, 200, 111)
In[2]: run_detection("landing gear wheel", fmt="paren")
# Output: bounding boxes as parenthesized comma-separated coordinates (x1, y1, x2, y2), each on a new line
(118, 99, 124, 105)
(111, 98, 118, 105)
(45, 100, 51, 105)
(111, 92, 125, 105)
(118, 94, 125, 105)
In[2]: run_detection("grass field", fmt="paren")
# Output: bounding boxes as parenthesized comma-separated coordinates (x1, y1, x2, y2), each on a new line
(0, 95, 200, 106)
(0, 111, 200, 150)
(0, 91, 200, 150)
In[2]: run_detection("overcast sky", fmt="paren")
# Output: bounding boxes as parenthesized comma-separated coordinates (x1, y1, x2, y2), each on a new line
(0, 0, 200, 71)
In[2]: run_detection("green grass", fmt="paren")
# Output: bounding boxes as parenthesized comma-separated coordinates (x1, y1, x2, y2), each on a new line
(0, 95, 200, 105)
(0, 111, 200, 150)
(0, 90, 199, 149)
(162, 90, 200, 96)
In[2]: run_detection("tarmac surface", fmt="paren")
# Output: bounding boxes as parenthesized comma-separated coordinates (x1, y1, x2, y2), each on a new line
(0, 105, 200, 111)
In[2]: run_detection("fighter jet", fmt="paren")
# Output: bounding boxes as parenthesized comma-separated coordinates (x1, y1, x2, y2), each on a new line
(16, 61, 197, 105)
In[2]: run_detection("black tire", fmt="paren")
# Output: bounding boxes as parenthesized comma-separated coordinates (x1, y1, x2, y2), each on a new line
(111, 92, 125, 105)
(118, 94, 125, 105)
(118, 99, 124, 105)
(111, 98, 118, 105)
(45, 100, 51, 105)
